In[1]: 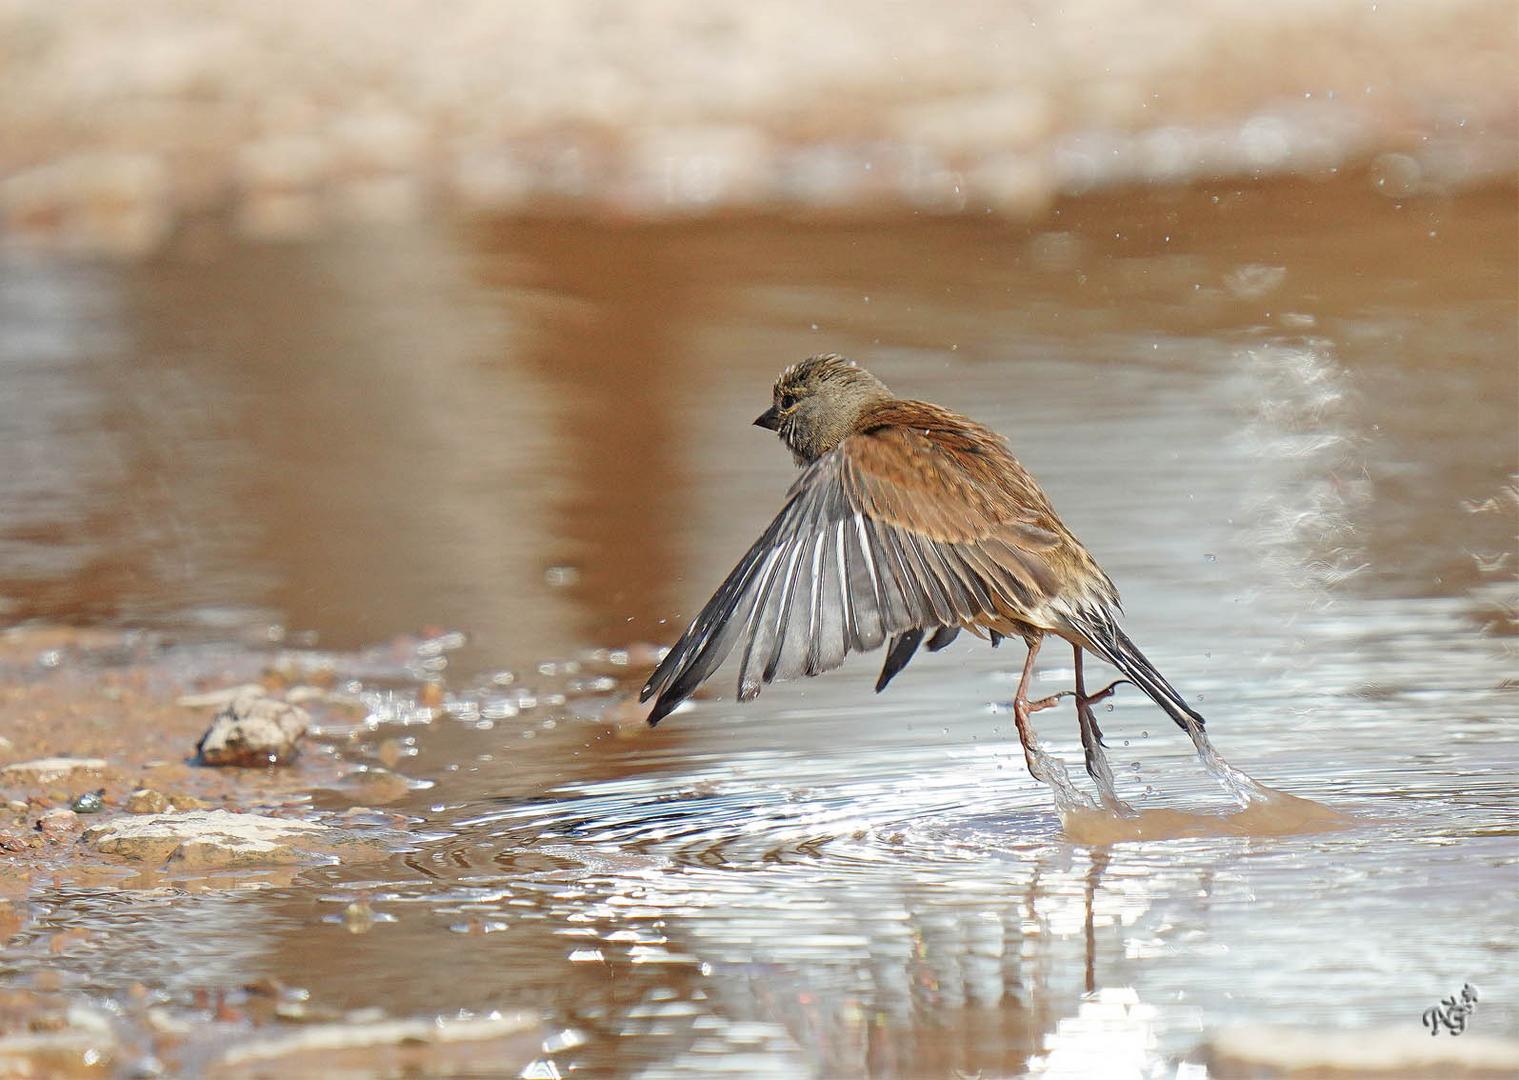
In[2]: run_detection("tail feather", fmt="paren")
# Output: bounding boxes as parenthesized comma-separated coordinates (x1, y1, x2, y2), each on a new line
(874, 629, 925, 692)
(1064, 605, 1206, 737)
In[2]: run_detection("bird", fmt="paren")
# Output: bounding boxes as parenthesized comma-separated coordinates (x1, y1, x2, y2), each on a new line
(639, 354, 1209, 808)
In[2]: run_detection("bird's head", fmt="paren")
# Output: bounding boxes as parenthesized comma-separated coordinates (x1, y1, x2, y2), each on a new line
(754, 354, 893, 464)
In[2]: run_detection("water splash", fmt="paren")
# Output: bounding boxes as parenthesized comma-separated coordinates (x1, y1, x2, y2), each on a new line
(1019, 730, 1099, 813)
(1058, 721, 1355, 843)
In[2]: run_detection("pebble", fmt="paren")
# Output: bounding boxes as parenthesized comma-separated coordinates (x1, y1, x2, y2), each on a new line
(1, 758, 108, 786)
(126, 789, 170, 814)
(36, 808, 81, 836)
(196, 690, 310, 767)
(71, 789, 105, 814)
(348, 767, 412, 805)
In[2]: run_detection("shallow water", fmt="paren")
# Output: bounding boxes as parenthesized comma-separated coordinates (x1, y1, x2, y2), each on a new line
(2, 180, 1517, 1075)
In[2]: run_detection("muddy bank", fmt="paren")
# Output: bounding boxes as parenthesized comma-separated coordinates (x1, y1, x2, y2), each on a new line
(0, 624, 466, 885)
(0, 624, 514, 1077)
(1, 0, 1514, 253)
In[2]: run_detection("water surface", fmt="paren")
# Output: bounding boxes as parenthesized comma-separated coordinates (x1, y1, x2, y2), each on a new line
(1, 180, 1515, 1075)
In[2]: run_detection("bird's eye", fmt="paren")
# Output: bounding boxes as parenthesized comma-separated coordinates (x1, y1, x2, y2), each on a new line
(779, 393, 798, 410)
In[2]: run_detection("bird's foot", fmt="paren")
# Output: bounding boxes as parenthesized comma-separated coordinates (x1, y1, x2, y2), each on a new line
(1023, 690, 1074, 713)
(1013, 697, 1098, 811)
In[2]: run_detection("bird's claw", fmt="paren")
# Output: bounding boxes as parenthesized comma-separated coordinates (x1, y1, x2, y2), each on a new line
(1075, 679, 1134, 747)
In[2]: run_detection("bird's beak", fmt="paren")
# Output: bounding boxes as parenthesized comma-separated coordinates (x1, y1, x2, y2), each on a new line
(753, 406, 781, 431)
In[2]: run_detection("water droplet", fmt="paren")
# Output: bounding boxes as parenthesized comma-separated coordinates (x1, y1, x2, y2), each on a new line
(1141, 731, 1149, 738)
(1203, 553, 1217, 563)
(1105, 703, 1114, 712)
(1122, 739, 1129, 746)
(1131, 761, 1141, 771)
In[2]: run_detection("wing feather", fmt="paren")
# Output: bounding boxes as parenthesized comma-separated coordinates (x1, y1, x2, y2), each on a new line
(640, 406, 1112, 722)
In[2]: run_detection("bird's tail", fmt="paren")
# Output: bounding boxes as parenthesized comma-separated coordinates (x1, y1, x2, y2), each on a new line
(1062, 603, 1206, 740)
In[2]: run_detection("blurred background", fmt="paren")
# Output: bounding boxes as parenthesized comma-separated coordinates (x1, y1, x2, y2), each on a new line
(1, 3, 1516, 1077)
(1, 0, 1515, 253)
(1, 0, 1514, 660)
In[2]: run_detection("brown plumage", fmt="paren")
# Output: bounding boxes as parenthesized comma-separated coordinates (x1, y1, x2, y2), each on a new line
(640, 354, 1207, 805)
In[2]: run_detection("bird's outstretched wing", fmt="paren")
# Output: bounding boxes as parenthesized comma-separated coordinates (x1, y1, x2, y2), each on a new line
(640, 412, 1099, 725)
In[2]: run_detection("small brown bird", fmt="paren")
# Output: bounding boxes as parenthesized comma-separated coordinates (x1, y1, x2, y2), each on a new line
(640, 354, 1208, 806)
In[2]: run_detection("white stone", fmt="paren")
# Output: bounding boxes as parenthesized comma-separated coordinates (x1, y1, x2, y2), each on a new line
(1, 758, 108, 784)
(196, 690, 310, 766)
(84, 809, 329, 866)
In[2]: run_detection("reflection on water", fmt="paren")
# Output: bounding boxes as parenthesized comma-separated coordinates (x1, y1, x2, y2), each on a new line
(1, 180, 1516, 1075)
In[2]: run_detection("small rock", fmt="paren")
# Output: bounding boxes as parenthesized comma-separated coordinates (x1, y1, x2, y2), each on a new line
(0, 830, 37, 853)
(168, 793, 209, 811)
(36, 809, 80, 836)
(348, 767, 412, 805)
(1, 758, 108, 785)
(196, 691, 309, 766)
(71, 789, 105, 814)
(126, 789, 170, 814)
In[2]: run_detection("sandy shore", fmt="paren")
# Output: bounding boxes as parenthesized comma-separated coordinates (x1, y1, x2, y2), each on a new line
(0, 624, 464, 1074)
(1, 0, 1514, 253)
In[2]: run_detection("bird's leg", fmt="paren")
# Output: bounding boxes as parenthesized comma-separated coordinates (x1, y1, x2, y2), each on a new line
(1011, 634, 1094, 809)
(1073, 647, 1134, 815)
